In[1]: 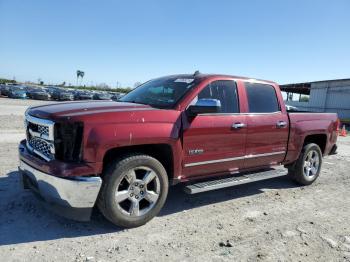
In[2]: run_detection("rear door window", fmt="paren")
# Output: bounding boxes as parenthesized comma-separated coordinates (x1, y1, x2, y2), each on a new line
(245, 83, 280, 113)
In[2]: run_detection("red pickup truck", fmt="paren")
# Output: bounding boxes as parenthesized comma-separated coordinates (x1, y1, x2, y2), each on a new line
(19, 73, 338, 227)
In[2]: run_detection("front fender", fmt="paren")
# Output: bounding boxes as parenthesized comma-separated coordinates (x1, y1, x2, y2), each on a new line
(85, 122, 180, 162)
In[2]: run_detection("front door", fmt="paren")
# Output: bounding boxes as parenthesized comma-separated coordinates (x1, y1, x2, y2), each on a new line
(182, 80, 247, 178)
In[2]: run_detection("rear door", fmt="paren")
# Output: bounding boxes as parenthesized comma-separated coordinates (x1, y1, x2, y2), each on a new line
(243, 82, 289, 169)
(182, 80, 247, 178)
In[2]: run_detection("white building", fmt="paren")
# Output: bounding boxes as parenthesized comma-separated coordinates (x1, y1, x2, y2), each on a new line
(280, 78, 350, 123)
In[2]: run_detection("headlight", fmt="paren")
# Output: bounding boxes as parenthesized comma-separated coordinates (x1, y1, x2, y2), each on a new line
(54, 122, 84, 162)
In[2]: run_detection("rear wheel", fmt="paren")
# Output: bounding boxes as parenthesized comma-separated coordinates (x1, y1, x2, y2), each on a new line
(98, 154, 168, 228)
(288, 143, 322, 185)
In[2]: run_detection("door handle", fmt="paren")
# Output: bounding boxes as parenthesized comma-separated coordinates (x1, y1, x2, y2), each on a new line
(276, 121, 287, 128)
(232, 122, 246, 129)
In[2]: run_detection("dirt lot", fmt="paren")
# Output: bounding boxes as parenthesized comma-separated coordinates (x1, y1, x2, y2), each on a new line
(0, 97, 349, 262)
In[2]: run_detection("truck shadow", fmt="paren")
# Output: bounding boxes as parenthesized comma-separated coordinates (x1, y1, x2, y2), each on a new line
(0, 171, 298, 246)
(161, 174, 298, 216)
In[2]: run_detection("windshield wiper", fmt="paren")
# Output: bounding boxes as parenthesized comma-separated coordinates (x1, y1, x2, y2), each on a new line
(121, 100, 166, 109)
(122, 100, 148, 106)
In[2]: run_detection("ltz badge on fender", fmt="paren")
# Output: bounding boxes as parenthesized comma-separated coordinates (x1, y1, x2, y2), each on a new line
(189, 149, 204, 155)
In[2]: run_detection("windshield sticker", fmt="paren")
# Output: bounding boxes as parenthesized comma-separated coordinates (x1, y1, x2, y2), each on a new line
(174, 78, 194, 84)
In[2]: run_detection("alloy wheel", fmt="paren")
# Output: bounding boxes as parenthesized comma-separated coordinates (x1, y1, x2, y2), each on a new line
(114, 166, 160, 217)
(303, 150, 320, 179)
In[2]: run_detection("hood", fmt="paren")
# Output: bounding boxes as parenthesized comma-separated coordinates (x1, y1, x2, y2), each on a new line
(28, 101, 154, 120)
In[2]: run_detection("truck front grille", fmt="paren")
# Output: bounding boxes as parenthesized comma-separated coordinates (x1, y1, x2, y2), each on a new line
(28, 137, 54, 160)
(25, 113, 55, 161)
(38, 125, 49, 137)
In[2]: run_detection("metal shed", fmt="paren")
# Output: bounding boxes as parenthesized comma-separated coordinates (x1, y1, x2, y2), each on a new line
(280, 78, 350, 123)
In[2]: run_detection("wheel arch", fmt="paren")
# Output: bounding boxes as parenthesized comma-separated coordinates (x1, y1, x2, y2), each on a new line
(302, 133, 327, 155)
(102, 144, 175, 181)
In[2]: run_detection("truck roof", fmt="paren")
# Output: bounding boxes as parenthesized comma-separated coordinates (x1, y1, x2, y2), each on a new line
(162, 73, 277, 85)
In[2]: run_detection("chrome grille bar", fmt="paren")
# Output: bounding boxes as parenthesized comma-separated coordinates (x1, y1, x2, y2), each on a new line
(25, 113, 55, 141)
(25, 112, 55, 161)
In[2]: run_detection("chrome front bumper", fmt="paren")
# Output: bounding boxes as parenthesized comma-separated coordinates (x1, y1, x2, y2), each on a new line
(19, 160, 102, 221)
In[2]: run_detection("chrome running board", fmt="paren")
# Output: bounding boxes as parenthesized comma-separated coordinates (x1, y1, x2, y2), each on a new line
(184, 168, 287, 194)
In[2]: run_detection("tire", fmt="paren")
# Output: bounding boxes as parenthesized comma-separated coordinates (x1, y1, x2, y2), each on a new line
(97, 154, 169, 228)
(288, 143, 323, 185)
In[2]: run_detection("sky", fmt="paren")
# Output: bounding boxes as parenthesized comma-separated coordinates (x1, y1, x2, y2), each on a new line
(0, 0, 349, 87)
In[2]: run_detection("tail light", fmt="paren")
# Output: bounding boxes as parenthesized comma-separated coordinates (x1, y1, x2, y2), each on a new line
(336, 118, 340, 132)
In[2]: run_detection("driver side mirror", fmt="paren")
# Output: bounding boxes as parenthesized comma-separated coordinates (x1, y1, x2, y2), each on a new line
(187, 98, 221, 116)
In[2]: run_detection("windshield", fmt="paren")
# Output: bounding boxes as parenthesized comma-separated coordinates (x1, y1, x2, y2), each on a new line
(120, 76, 197, 109)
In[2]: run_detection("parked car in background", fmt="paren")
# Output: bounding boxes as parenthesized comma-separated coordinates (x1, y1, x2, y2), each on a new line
(286, 105, 301, 112)
(0, 84, 5, 95)
(50, 88, 74, 101)
(8, 86, 27, 99)
(24, 86, 39, 98)
(74, 90, 94, 100)
(58, 90, 75, 101)
(93, 92, 112, 100)
(47, 86, 61, 99)
(109, 92, 123, 101)
(27, 88, 51, 100)
(0, 85, 11, 96)
(25, 87, 40, 99)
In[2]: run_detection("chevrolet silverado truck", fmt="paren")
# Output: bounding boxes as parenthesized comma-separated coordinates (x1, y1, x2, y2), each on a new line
(18, 73, 338, 228)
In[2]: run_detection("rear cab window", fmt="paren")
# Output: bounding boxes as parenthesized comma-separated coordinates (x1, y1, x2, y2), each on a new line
(244, 83, 280, 113)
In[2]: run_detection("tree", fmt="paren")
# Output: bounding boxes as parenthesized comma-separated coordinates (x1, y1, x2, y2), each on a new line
(300, 95, 309, 102)
(0, 78, 16, 84)
(76, 70, 85, 86)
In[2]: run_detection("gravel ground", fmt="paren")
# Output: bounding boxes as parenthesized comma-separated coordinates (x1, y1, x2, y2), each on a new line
(0, 97, 349, 262)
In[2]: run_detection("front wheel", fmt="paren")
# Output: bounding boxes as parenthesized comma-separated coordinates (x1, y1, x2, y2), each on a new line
(288, 143, 323, 185)
(97, 154, 168, 228)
